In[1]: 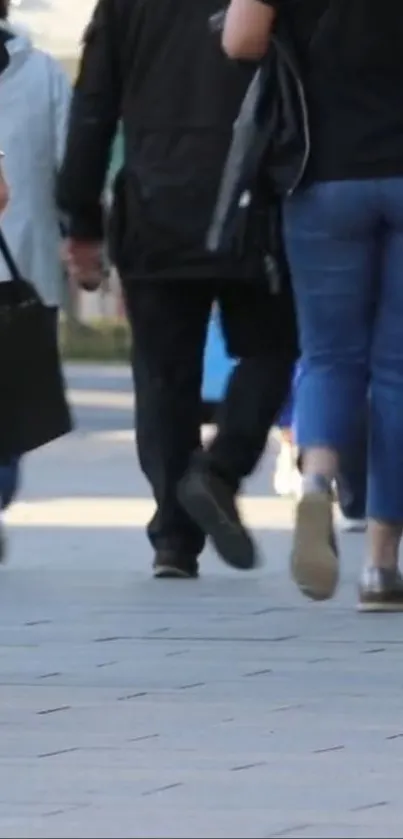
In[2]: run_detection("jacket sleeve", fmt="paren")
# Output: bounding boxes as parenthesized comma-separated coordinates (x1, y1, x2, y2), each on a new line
(57, 0, 122, 240)
(49, 59, 72, 170)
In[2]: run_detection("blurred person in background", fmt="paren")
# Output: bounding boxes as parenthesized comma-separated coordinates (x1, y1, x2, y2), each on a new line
(0, 153, 8, 214)
(223, 0, 403, 610)
(273, 364, 302, 499)
(58, 0, 298, 580)
(0, 0, 70, 558)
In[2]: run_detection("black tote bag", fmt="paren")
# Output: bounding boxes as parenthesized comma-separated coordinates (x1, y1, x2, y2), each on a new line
(0, 228, 72, 458)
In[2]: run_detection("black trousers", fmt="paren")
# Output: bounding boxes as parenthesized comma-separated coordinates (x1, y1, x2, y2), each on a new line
(337, 413, 368, 520)
(124, 279, 297, 557)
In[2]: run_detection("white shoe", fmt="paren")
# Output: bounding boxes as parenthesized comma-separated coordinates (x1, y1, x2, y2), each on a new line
(274, 443, 301, 498)
(292, 468, 303, 500)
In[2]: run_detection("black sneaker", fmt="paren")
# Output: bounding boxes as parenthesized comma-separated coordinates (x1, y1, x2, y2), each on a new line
(177, 468, 258, 571)
(358, 567, 403, 612)
(152, 550, 199, 579)
(291, 475, 339, 601)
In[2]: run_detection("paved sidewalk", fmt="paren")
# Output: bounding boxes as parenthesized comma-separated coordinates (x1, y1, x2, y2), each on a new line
(1, 377, 403, 838)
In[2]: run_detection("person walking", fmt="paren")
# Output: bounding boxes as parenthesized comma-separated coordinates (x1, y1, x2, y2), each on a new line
(222, 0, 403, 610)
(0, 0, 71, 554)
(58, 0, 297, 579)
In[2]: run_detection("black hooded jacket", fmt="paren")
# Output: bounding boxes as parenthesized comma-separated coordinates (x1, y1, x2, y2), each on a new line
(0, 27, 11, 71)
(57, 0, 255, 280)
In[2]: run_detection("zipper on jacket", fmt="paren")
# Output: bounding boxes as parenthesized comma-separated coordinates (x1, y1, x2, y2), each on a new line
(273, 37, 311, 196)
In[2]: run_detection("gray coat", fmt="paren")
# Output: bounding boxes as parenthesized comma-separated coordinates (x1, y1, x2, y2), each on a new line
(0, 22, 71, 306)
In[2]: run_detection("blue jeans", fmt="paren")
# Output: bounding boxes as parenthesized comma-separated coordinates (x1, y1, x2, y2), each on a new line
(277, 360, 367, 518)
(294, 362, 367, 519)
(277, 363, 302, 429)
(283, 178, 403, 522)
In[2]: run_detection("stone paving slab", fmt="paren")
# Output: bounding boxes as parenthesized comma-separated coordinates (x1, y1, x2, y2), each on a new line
(0, 407, 403, 837)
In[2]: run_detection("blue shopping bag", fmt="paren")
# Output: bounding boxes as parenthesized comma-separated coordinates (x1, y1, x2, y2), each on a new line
(202, 309, 235, 402)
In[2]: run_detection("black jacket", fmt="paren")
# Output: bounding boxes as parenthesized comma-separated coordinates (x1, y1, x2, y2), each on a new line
(0, 31, 10, 72)
(207, 18, 309, 262)
(57, 0, 255, 279)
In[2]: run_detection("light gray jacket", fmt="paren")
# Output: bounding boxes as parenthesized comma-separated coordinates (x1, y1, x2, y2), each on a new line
(0, 22, 71, 306)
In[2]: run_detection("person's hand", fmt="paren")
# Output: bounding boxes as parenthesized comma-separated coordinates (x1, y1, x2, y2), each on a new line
(0, 160, 9, 215)
(63, 238, 105, 292)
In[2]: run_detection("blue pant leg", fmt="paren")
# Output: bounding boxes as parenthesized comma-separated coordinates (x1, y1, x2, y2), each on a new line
(283, 180, 379, 453)
(368, 178, 403, 520)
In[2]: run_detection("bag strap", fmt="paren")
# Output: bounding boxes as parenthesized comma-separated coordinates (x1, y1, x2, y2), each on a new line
(0, 227, 22, 283)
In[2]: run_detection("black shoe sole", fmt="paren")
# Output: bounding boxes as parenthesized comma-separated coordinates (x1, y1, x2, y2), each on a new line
(178, 472, 258, 571)
(357, 599, 403, 613)
(153, 564, 198, 579)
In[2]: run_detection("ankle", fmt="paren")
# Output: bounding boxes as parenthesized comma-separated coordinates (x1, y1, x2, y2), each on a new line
(365, 556, 399, 572)
(367, 519, 403, 572)
(301, 447, 338, 480)
(301, 473, 333, 496)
